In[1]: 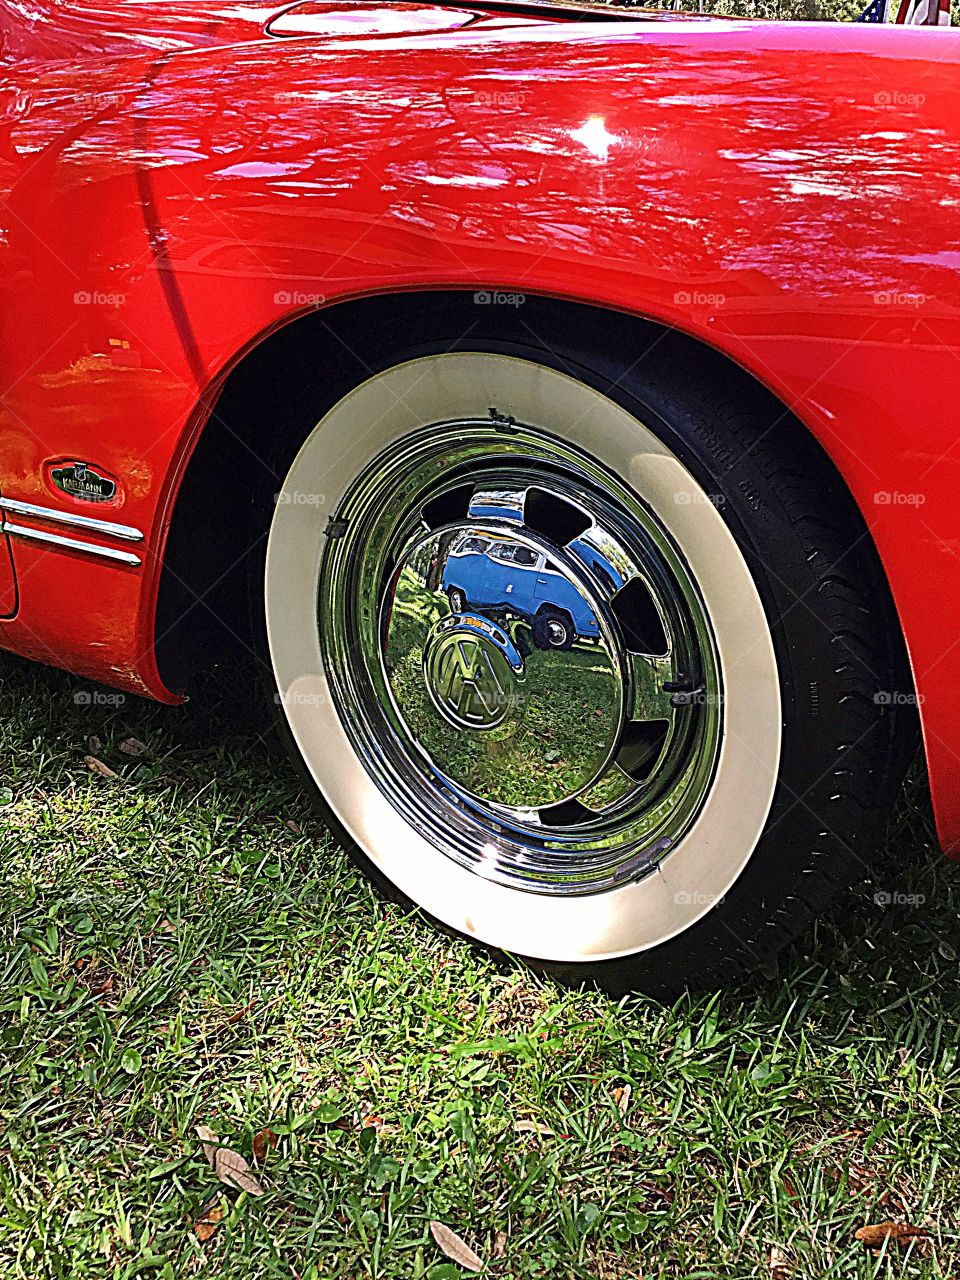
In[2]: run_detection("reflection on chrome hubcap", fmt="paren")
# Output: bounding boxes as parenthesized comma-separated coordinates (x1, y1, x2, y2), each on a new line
(390, 526, 624, 808)
(423, 617, 516, 732)
(319, 419, 722, 895)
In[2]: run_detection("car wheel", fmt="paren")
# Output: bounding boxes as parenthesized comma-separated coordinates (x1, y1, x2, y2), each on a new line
(263, 337, 912, 995)
(532, 610, 574, 651)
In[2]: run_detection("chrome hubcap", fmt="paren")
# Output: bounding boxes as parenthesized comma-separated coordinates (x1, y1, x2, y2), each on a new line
(319, 419, 722, 895)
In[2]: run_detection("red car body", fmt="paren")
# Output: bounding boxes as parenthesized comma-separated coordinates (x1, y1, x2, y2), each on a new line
(1, 1, 959, 850)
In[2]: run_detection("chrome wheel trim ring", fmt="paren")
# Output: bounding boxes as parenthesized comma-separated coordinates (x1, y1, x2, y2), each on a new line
(319, 425, 722, 891)
(546, 620, 568, 646)
(266, 354, 781, 962)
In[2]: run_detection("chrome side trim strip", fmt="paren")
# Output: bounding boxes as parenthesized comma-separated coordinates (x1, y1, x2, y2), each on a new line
(0, 497, 143, 542)
(3, 522, 142, 566)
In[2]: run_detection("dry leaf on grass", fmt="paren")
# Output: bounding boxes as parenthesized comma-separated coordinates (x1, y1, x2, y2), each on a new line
(215, 1147, 264, 1196)
(252, 1127, 277, 1163)
(514, 1119, 553, 1136)
(86, 735, 102, 753)
(493, 1230, 507, 1258)
(855, 1221, 929, 1249)
(768, 1243, 791, 1278)
(196, 1124, 219, 1169)
(119, 737, 147, 756)
(829, 1162, 874, 1193)
(637, 1179, 674, 1205)
(194, 1198, 224, 1242)
(85, 755, 119, 779)
(429, 1221, 484, 1272)
(225, 1000, 255, 1026)
(831, 1166, 906, 1213)
(195, 1125, 265, 1196)
(613, 1084, 632, 1118)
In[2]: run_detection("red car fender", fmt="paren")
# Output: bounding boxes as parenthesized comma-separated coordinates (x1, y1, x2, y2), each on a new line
(0, 14, 958, 847)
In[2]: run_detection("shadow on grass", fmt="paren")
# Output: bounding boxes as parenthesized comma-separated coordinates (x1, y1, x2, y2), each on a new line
(2, 647, 958, 1033)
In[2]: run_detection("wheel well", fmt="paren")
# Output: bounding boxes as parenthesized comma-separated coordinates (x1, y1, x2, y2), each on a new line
(154, 289, 904, 697)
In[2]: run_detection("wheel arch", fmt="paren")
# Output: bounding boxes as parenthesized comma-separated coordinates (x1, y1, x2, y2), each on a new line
(533, 602, 576, 643)
(154, 287, 917, 730)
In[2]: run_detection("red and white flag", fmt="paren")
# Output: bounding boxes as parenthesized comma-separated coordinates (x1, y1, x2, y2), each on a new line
(895, 0, 951, 24)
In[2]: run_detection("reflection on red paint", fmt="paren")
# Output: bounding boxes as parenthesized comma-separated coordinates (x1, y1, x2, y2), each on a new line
(0, 0, 958, 845)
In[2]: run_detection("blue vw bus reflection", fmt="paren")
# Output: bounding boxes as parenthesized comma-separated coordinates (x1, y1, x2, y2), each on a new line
(441, 533, 601, 650)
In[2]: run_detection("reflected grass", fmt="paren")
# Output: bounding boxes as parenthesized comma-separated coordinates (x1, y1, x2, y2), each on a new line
(386, 571, 619, 807)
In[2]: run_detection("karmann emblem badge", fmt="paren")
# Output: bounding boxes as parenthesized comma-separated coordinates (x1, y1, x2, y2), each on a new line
(425, 631, 510, 730)
(50, 461, 117, 503)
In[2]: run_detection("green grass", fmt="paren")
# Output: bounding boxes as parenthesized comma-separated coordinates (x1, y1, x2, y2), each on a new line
(647, 0, 869, 20)
(387, 569, 620, 807)
(614, 0, 958, 23)
(1, 654, 959, 1279)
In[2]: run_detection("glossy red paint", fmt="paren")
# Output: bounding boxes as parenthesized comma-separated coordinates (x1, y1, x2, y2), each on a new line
(0, 531, 14, 617)
(1, 2, 959, 845)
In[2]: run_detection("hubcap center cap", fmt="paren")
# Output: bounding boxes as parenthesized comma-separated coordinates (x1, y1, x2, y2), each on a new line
(424, 617, 519, 731)
(383, 523, 625, 810)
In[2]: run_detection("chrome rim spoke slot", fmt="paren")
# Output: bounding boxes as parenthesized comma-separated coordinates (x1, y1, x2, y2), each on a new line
(319, 420, 722, 896)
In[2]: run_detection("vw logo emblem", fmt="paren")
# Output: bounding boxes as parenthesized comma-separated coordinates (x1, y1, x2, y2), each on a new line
(424, 628, 514, 730)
